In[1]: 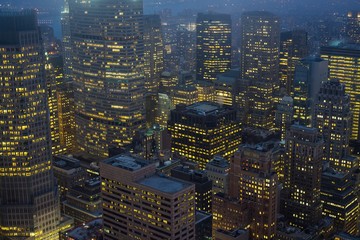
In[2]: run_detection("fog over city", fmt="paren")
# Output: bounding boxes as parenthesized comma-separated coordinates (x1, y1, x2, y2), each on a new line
(3, 0, 360, 14)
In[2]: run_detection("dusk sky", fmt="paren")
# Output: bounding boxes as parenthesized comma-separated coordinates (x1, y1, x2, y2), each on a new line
(3, 0, 360, 14)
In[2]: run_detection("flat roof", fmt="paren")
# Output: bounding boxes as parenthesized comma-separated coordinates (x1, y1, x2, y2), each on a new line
(138, 175, 191, 193)
(187, 101, 220, 114)
(103, 154, 148, 171)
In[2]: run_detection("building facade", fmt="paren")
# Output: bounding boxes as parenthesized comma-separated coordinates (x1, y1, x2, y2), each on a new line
(69, 0, 145, 158)
(0, 10, 60, 239)
(321, 43, 360, 140)
(292, 56, 328, 127)
(168, 102, 241, 169)
(100, 154, 196, 240)
(196, 13, 232, 82)
(313, 79, 352, 171)
(283, 125, 323, 229)
(240, 11, 280, 129)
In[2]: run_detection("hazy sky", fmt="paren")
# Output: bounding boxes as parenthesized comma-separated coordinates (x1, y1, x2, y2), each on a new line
(3, 0, 360, 14)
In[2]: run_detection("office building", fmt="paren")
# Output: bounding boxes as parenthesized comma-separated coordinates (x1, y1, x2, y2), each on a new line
(61, 0, 72, 82)
(171, 167, 213, 213)
(321, 43, 360, 140)
(53, 155, 87, 199)
(63, 178, 102, 225)
(321, 165, 359, 235)
(292, 56, 328, 126)
(275, 96, 293, 142)
(279, 30, 308, 94)
(212, 194, 250, 237)
(196, 13, 232, 82)
(145, 93, 173, 129)
(168, 102, 241, 169)
(195, 211, 212, 240)
(69, 0, 145, 158)
(41, 28, 67, 155)
(215, 69, 241, 107)
(313, 79, 352, 171)
(194, 80, 215, 102)
(346, 11, 360, 44)
(229, 143, 279, 240)
(0, 10, 60, 239)
(240, 11, 280, 128)
(100, 154, 196, 239)
(144, 14, 164, 93)
(283, 125, 323, 229)
(177, 28, 196, 72)
(171, 85, 199, 107)
(57, 81, 76, 153)
(205, 155, 230, 194)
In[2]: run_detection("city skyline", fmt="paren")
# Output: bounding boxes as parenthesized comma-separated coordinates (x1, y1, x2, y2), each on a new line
(0, 1, 360, 239)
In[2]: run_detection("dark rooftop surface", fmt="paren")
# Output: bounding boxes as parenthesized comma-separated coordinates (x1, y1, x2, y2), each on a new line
(138, 175, 192, 193)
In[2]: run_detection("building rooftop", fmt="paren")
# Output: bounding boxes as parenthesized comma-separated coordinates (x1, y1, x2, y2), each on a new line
(207, 155, 229, 168)
(138, 174, 192, 194)
(53, 155, 81, 170)
(216, 228, 249, 237)
(63, 219, 103, 240)
(195, 211, 212, 224)
(103, 154, 148, 171)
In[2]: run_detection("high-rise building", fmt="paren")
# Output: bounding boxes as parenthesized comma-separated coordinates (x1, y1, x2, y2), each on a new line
(215, 69, 241, 107)
(40, 26, 67, 155)
(177, 28, 196, 72)
(205, 156, 230, 194)
(57, 82, 76, 153)
(196, 13, 232, 82)
(279, 30, 308, 94)
(194, 80, 215, 102)
(313, 79, 352, 171)
(69, 0, 145, 158)
(321, 43, 360, 140)
(171, 167, 212, 213)
(61, 0, 72, 83)
(321, 165, 359, 235)
(240, 11, 280, 129)
(144, 14, 164, 93)
(62, 177, 102, 225)
(168, 102, 241, 169)
(292, 56, 328, 126)
(100, 154, 196, 239)
(0, 10, 60, 239)
(346, 11, 360, 44)
(145, 93, 173, 129)
(275, 96, 293, 142)
(283, 125, 323, 229)
(171, 85, 199, 107)
(212, 194, 250, 237)
(229, 143, 279, 240)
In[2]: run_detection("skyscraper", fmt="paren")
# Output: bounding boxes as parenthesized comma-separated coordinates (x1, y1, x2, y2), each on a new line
(61, 0, 72, 83)
(314, 79, 352, 171)
(346, 11, 360, 44)
(0, 10, 60, 239)
(292, 56, 328, 127)
(69, 0, 145, 158)
(283, 125, 323, 229)
(279, 30, 308, 94)
(275, 96, 293, 142)
(143, 14, 164, 93)
(196, 13, 232, 82)
(168, 102, 241, 169)
(240, 11, 280, 129)
(229, 143, 279, 240)
(321, 43, 360, 140)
